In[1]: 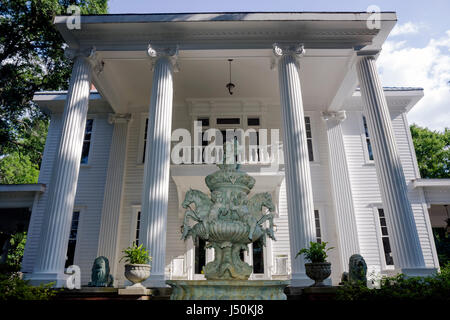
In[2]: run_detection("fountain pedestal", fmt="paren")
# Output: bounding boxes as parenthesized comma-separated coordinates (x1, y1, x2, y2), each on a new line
(167, 280, 289, 300)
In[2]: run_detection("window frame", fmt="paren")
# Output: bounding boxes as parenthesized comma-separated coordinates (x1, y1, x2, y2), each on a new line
(314, 209, 322, 243)
(372, 206, 395, 270)
(138, 114, 148, 165)
(65, 206, 85, 269)
(360, 114, 375, 165)
(80, 118, 95, 166)
(130, 205, 142, 246)
(303, 112, 320, 164)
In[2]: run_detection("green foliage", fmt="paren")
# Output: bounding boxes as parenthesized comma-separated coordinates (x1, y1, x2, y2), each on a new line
(120, 242, 151, 265)
(336, 263, 450, 300)
(0, 152, 39, 184)
(0, 273, 56, 300)
(5, 232, 27, 271)
(0, 0, 108, 180)
(410, 124, 450, 178)
(295, 241, 334, 263)
(433, 228, 450, 266)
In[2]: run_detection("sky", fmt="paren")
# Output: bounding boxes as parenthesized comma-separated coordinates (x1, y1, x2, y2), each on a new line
(108, 0, 450, 131)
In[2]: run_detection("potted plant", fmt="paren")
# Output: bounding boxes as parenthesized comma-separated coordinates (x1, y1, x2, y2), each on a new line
(295, 241, 334, 287)
(120, 242, 152, 287)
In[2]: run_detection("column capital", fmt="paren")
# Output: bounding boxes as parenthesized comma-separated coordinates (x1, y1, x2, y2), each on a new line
(65, 46, 104, 74)
(355, 49, 381, 58)
(147, 44, 179, 72)
(108, 113, 131, 124)
(64, 46, 96, 61)
(321, 111, 347, 122)
(271, 43, 305, 69)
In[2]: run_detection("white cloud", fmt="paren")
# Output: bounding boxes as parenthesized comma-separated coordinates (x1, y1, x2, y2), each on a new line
(390, 22, 421, 36)
(377, 30, 450, 131)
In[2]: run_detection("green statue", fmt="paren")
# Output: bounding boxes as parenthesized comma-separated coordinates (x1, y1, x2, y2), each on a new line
(180, 142, 277, 280)
(88, 256, 114, 287)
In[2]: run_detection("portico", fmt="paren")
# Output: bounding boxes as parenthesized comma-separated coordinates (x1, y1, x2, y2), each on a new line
(23, 12, 439, 288)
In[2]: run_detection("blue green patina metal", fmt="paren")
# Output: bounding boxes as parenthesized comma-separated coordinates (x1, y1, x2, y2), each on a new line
(88, 256, 114, 287)
(180, 154, 276, 280)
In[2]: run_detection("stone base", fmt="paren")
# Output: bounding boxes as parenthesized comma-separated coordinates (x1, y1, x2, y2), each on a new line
(166, 280, 289, 300)
(118, 283, 151, 296)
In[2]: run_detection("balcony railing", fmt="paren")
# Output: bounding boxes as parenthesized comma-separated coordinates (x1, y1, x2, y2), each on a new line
(170, 143, 284, 165)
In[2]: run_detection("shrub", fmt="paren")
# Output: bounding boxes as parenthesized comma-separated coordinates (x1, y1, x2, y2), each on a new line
(0, 273, 56, 301)
(6, 232, 27, 271)
(120, 242, 151, 265)
(336, 263, 450, 300)
(295, 241, 334, 263)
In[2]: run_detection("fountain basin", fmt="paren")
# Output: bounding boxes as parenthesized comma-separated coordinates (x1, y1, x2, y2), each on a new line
(166, 280, 289, 300)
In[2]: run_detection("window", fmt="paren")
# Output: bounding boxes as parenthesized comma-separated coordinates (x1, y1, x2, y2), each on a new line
(314, 209, 322, 243)
(142, 118, 149, 163)
(198, 118, 210, 163)
(362, 116, 374, 161)
(252, 239, 264, 274)
(198, 118, 209, 127)
(194, 237, 206, 274)
(135, 211, 141, 245)
(304, 116, 314, 162)
(378, 209, 394, 266)
(247, 118, 260, 126)
(65, 211, 80, 268)
(247, 118, 260, 162)
(216, 117, 240, 125)
(81, 119, 93, 164)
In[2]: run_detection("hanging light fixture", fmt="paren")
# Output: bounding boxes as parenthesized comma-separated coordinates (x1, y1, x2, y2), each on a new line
(226, 59, 235, 95)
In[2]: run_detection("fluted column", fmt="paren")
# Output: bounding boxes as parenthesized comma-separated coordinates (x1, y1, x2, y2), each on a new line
(273, 43, 316, 286)
(139, 45, 178, 287)
(356, 51, 430, 275)
(97, 113, 131, 284)
(29, 47, 95, 286)
(322, 111, 360, 273)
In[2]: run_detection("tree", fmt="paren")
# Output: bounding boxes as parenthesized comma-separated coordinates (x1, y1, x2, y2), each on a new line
(0, 0, 108, 184)
(410, 124, 450, 179)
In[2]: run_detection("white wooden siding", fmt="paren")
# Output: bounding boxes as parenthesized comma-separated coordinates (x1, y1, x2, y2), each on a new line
(22, 113, 113, 285)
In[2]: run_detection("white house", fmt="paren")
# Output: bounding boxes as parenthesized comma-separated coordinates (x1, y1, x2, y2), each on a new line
(6, 12, 449, 288)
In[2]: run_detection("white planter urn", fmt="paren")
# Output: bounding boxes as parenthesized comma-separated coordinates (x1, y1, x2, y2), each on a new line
(124, 264, 151, 287)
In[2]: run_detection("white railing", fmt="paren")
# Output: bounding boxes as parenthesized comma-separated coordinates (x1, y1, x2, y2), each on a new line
(171, 143, 284, 165)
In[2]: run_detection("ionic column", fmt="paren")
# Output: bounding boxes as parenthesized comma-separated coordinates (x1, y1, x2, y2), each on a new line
(356, 51, 429, 275)
(30, 47, 95, 286)
(322, 111, 360, 273)
(139, 45, 178, 287)
(97, 113, 131, 284)
(273, 43, 316, 286)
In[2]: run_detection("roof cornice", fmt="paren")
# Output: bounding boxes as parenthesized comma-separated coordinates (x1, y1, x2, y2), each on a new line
(54, 12, 397, 51)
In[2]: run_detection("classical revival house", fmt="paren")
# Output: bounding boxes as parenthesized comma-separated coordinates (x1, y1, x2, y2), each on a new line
(4, 12, 449, 287)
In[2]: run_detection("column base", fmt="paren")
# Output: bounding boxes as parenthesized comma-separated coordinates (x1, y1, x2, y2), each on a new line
(141, 274, 168, 288)
(399, 267, 437, 277)
(24, 272, 68, 288)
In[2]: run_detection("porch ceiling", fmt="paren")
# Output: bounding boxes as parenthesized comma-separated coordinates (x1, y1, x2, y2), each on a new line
(95, 48, 352, 112)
